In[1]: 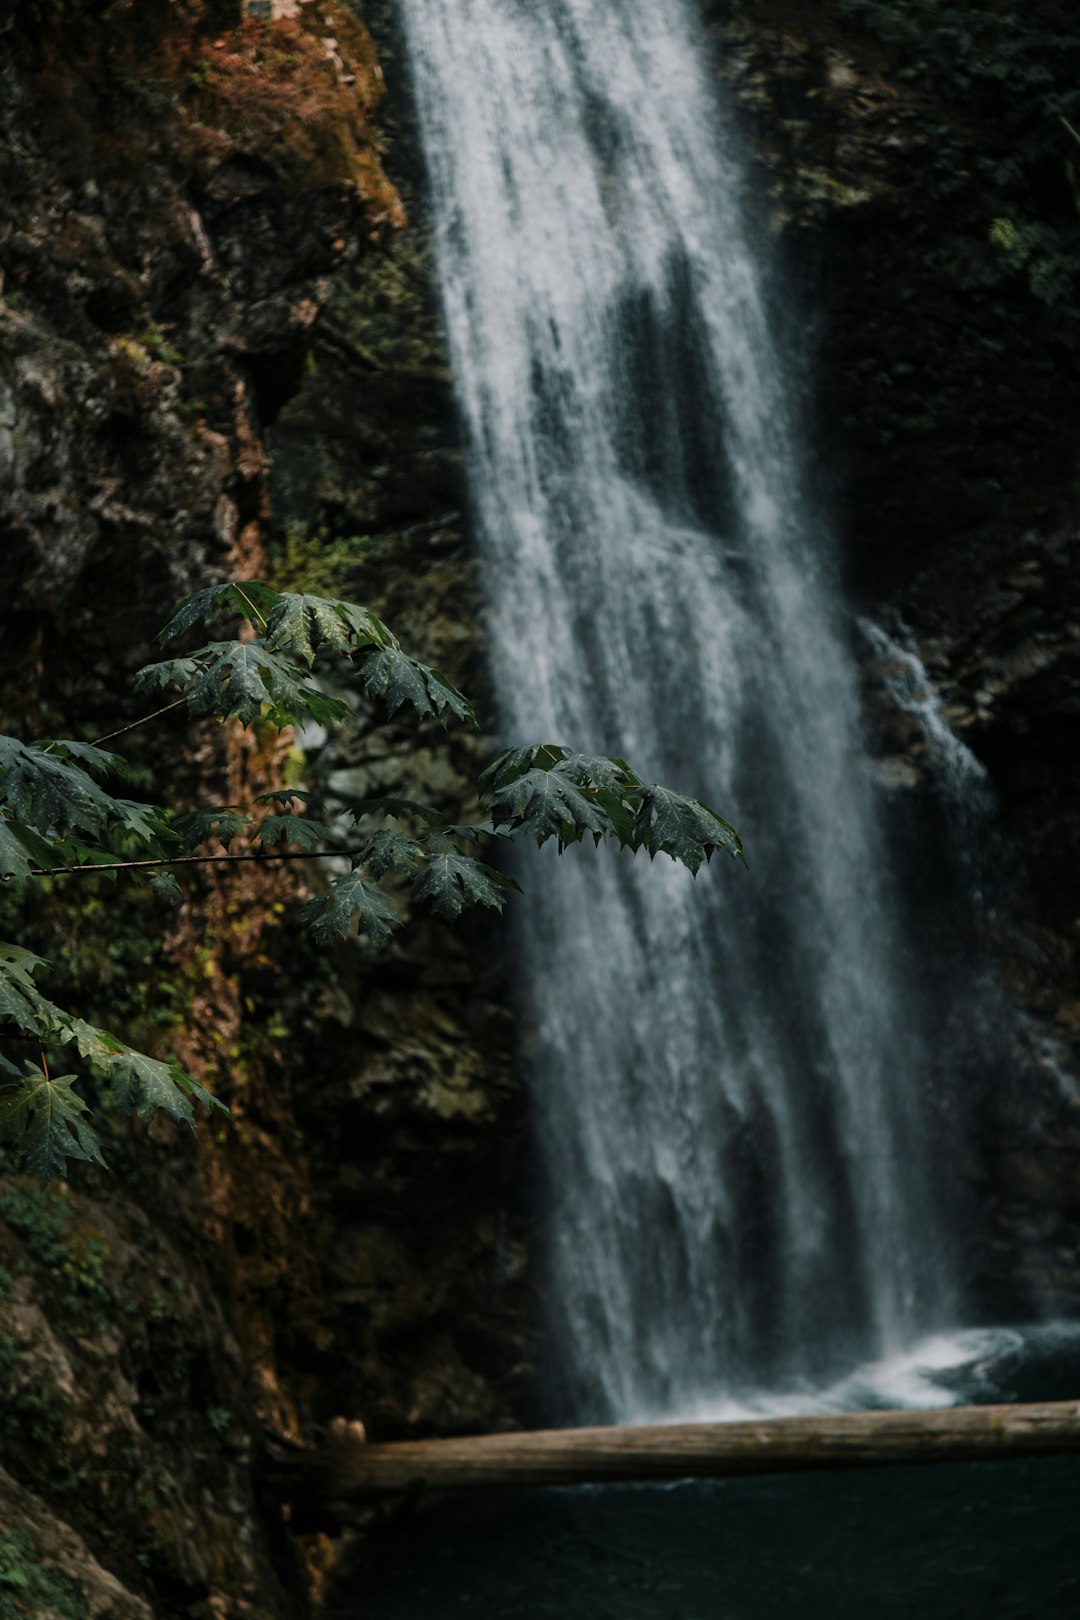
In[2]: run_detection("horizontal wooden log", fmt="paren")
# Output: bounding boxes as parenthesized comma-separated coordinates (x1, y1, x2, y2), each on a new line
(274, 1399, 1080, 1503)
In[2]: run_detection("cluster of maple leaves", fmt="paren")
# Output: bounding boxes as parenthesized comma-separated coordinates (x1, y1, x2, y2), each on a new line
(0, 582, 742, 1185)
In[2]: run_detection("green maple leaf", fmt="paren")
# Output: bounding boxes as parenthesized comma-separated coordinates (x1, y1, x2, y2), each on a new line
(132, 654, 203, 696)
(0, 736, 118, 837)
(482, 747, 644, 847)
(0, 943, 58, 1035)
(299, 870, 400, 946)
(149, 871, 183, 903)
(478, 746, 543, 790)
(255, 789, 317, 811)
(347, 797, 449, 828)
(443, 821, 509, 844)
(62, 1019, 227, 1125)
(411, 847, 519, 921)
(40, 740, 124, 776)
(265, 593, 394, 667)
(361, 647, 475, 727)
(255, 815, 329, 851)
(485, 765, 608, 849)
(182, 641, 353, 729)
(0, 817, 60, 882)
(334, 601, 397, 651)
(555, 751, 642, 793)
(632, 785, 744, 874)
(0, 964, 44, 1033)
(108, 799, 175, 850)
(108, 1051, 200, 1128)
(360, 828, 426, 878)
(158, 581, 280, 645)
(0, 1070, 106, 1188)
(173, 806, 251, 850)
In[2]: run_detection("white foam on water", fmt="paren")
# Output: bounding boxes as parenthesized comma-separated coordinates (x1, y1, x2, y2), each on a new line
(654, 1321, 1080, 1425)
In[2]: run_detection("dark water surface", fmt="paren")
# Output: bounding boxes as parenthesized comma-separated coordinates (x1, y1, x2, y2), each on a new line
(330, 1456, 1080, 1619)
(329, 1325, 1080, 1618)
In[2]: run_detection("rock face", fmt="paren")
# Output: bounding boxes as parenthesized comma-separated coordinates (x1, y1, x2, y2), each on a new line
(0, 0, 401, 699)
(1, 2, 534, 1612)
(0, 2, 435, 1616)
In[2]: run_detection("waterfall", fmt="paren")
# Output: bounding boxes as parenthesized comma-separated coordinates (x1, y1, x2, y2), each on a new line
(399, 0, 958, 1422)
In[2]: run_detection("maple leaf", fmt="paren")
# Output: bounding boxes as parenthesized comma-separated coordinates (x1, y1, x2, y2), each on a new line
(109, 1051, 201, 1128)
(265, 592, 394, 667)
(632, 785, 744, 874)
(255, 789, 318, 811)
(361, 647, 476, 727)
(158, 581, 280, 645)
(180, 641, 353, 729)
(334, 601, 397, 652)
(298, 870, 400, 946)
(62, 1019, 228, 1125)
(0, 964, 45, 1033)
(0, 736, 118, 837)
(149, 871, 183, 903)
(255, 815, 329, 852)
(40, 740, 124, 776)
(172, 806, 252, 850)
(485, 765, 608, 850)
(0, 1070, 106, 1188)
(411, 846, 519, 921)
(0, 942, 62, 1037)
(132, 655, 204, 696)
(0, 817, 59, 882)
(347, 797, 449, 828)
(360, 828, 426, 878)
(108, 799, 176, 850)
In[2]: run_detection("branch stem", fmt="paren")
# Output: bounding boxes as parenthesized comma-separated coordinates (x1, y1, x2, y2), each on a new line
(26, 849, 368, 879)
(91, 697, 189, 749)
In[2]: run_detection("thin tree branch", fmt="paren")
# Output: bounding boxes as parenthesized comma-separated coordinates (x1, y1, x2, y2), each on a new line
(25, 849, 369, 879)
(91, 696, 189, 749)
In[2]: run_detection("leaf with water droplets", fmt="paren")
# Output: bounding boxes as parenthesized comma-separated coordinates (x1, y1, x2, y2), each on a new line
(411, 847, 519, 921)
(0, 1070, 106, 1188)
(299, 870, 400, 946)
(632, 785, 743, 874)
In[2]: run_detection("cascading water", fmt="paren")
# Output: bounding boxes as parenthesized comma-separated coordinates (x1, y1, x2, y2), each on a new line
(399, 0, 959, 1422)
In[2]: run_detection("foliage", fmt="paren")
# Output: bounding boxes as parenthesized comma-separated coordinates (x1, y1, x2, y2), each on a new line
(0, 582, 741, 1185)
(989, 215, 1078, 305)
(0, 1530, 84, 1620)
(841, 0, 1080, 307)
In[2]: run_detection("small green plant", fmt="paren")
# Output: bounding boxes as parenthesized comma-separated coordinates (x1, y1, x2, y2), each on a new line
(111, 68, 178, 117)
(138, 324, 184, 368)
(841, 1, 1080, 310)
(187, 57, 214, 92)
(0, 1531, 84, 1620)
(989, 216, 1078, 305)
(0, 1182, 109, 1304)
(268, 520, 375, 597)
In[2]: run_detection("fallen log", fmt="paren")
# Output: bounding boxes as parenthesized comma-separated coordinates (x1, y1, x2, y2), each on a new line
(272, 1399, 1080, 1505)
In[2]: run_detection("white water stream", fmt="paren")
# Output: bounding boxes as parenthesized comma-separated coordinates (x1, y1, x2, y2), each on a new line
(400, 0, 959, 1422)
